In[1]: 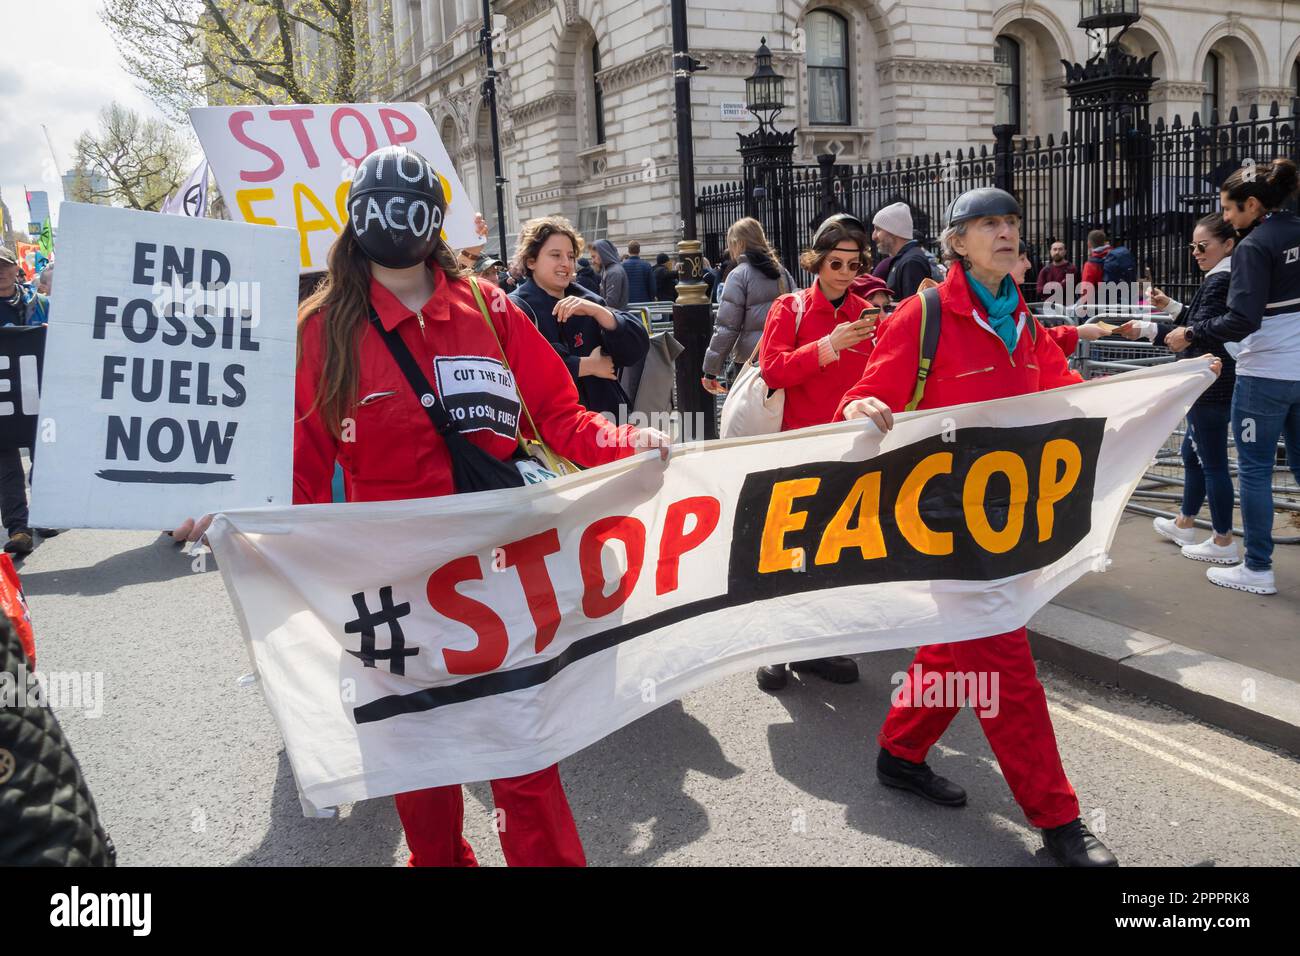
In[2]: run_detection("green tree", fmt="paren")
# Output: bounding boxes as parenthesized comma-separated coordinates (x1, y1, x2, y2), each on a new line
(103, 0, 399, 121)
(72, 103, 190, 210)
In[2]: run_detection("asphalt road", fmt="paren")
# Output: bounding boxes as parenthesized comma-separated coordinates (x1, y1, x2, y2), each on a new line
(19, 528, 1300, 867)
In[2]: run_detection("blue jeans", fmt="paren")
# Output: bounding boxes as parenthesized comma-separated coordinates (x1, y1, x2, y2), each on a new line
(1181, 402, 1234, 535)
(1231, 375, 1300, 571)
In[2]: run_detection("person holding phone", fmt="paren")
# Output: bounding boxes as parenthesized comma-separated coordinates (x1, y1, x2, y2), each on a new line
(750, 213, 878, 691)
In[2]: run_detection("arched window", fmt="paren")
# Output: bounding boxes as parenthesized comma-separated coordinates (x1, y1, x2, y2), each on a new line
(1292, 59, 1299, 99)
(807, 9, 849, 125)
(592, 43, 606, 146)
(1202, 51, 1221, 121)
(995, 35, 1022, 133)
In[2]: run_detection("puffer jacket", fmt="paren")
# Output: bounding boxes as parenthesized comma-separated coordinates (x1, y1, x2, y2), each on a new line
(703, 250, 796, 376)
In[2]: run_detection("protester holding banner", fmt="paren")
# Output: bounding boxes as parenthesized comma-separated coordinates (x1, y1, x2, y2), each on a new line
(178, 145, 669, 866)
(1163, 158, 1300, 596)
(839, 187, 1127, 867)
(507, 216, 649, 420)
(751, 213, 879, 691)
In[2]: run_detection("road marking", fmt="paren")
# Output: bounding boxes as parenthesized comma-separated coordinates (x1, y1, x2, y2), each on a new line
(1047, 702, 1300, 821)
(1061, 699, 1300, 802)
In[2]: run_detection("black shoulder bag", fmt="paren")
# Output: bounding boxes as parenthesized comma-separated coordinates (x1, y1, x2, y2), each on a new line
(366, 309, 526, 492)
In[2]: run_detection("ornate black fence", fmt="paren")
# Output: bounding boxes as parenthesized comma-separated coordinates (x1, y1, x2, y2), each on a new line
(698, 100, 1300, 303)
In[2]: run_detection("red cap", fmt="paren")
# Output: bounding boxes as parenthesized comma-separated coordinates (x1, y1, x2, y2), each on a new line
(850, 272, 893, 300)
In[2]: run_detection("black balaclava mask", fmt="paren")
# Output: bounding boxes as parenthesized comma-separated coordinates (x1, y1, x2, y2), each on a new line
(347, 145, 447, 269)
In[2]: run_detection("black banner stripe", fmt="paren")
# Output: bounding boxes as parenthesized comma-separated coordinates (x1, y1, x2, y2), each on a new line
(353, 592, 737, 724)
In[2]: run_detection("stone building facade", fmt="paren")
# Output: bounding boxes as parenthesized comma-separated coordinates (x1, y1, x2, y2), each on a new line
(374, 0, 1300, 253)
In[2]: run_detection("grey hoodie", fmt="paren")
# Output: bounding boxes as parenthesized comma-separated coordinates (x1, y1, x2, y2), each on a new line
(592, 239, 629, 310)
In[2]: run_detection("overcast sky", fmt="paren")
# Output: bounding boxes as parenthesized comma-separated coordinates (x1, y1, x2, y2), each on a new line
(0, 0, 186, 232)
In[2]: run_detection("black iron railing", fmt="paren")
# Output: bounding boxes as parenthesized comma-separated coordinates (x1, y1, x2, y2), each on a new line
(698, 100, 1300, 302)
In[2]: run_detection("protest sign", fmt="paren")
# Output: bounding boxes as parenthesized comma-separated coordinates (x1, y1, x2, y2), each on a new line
(190, 103, 477, 272)
(0, 326, 44, 451)
(206, 359, 1214, 811)
(30, 203, 298, 530)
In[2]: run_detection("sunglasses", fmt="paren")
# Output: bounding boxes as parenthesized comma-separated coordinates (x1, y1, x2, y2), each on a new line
(824, 258, 863, 272)
(1188, 241, 1212, 254)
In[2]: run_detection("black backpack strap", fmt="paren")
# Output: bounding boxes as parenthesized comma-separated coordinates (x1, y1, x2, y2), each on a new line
(906, 286, 943, 412)
(365, 309, 456, 435)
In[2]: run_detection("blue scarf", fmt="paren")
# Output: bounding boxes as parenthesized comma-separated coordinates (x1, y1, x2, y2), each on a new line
(966, 269, 1020, 353)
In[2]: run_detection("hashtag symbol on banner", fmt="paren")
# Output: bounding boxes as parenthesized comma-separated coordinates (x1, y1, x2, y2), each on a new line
(344, 587, 418, 675)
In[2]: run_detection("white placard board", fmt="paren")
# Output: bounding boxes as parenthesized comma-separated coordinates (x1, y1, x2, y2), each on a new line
(190, 103, 478, 273)
(30, 202, 298, 530)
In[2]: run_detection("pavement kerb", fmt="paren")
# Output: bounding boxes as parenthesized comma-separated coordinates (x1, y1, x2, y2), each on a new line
(1028, 603, 1300, 757)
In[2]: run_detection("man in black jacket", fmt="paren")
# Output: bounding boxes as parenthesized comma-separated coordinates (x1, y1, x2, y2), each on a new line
(871, 202, 930, 298)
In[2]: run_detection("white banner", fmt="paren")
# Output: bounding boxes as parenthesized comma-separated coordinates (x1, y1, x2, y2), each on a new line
(207, 361, 1214, 811)
(31, 203, 298, 530)
(190, 103, 477, 273)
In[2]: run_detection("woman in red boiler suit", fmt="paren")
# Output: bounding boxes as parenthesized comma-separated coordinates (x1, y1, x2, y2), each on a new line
(753, 213, 880, 692)
(177, 145, 668, 866)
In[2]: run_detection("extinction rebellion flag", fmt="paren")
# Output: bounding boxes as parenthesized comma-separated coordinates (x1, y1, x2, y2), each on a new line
(206, 360, 1215, 813)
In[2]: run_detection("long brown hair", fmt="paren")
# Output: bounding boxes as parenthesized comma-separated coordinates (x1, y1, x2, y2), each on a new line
(726, 217, 781, 270)
(297, 226, 463, 438)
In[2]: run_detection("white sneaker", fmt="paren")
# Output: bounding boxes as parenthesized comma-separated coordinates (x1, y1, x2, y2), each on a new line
(1206, 563, 1277, 595)
(1153, 516, 1196, 546)
(1181, 538, 1241, 565)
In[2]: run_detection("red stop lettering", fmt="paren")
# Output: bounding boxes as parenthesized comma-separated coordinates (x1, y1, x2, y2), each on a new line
(579, 516, 645, 619)
(268, 107, 320, 168)
(499, 529, 563, 653)
(330, 107, 378, 165)
(427, 555, 509, 675)
(656, 496, 721, 595)
(379, 108, 419, 147)
(228, 111, 285, 183)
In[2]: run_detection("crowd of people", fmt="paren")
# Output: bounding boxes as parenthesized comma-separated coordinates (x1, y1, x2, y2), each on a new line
(12, 139, 1298, 870)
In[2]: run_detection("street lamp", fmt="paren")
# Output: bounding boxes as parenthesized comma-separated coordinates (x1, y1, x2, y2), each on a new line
(1078, 0, 1141, 32)
(745, 38, 785, 131)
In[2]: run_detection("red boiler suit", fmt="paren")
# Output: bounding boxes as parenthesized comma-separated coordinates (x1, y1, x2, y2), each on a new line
(760, 281, 877, 431)
(295, 269, 639, 865)
(836, 264, 1084, 829)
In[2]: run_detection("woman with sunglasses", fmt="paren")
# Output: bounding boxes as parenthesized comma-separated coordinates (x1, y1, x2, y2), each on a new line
(1121, 213, 1239, 564)
(751, 213, 878, 692)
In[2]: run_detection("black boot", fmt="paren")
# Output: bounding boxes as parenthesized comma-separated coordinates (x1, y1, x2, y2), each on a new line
(1042, 818, 1118, 867)
(790, 656, 859, 684)
(876, 747, 967, 806)
(756, 664, 789, 691)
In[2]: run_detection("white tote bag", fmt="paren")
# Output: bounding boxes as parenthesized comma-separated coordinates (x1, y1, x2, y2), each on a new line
(719, 283, 798, 439)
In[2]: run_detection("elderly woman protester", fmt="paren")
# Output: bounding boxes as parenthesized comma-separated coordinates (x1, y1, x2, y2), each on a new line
(837, 187, 1155, 867)
(751, 213, 880, 692)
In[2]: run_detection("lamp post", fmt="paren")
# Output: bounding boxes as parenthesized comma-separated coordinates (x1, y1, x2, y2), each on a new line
(479, 0, 508, 264)
(738, 39, 796, 273)
(668, 0, 714, 439)
(1062, 0, 1154, 262)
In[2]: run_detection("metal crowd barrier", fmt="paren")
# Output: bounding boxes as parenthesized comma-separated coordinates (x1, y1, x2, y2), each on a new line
(1053, 321, 1299, 545)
